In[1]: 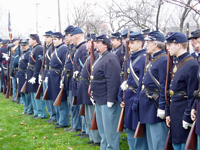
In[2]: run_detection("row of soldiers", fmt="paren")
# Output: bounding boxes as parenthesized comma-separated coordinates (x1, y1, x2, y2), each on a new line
(1, 26, 200, 150)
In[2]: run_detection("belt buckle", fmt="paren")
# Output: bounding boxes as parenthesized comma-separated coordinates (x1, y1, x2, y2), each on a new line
(90, 75, 94, 80)
(126, 84, 129, 90)
(169, 90, 174, 96)
(49, 67, 51, 70)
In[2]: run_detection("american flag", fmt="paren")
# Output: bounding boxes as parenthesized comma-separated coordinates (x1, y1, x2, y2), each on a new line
(8, 11, 12, 40)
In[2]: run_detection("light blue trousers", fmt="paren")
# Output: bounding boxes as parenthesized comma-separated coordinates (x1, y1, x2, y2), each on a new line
(85, 104, 101, 143)
(21, 93, 33, 114)
(30, 92, 47, 118)
(12, 78, 16, 101)
(146, 122, 168, 150)
(127, 128, 148, 150)
(96, 102, 121, 150)
(43, 81, 56, 121)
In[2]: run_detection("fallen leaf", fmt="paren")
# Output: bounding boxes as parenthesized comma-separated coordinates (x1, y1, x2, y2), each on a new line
(24, 126, 27, 128)
(10, 115, 13, 117)
(21, 122, 26, 125)
(11, 135, 17, 138)
(0, 129, 2, 131)
(0, 138, 3, 140)
(33, 136, 36, 139)
(53, 133, 57, 136)
(68, 147, 73, 150)
(29, 130, 32, 133)
(53, 140, 57, 142)
(38, 125, 41, 126)
(19, 116, 21, 118)
(38, 146, 41, 148)
(43, 136, 47, 139)
(14, 110, 18, 112)
(61, 131, 64, 134)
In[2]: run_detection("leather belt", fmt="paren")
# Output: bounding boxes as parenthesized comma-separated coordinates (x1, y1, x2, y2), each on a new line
(90, 75, 106, 81)
(80, 77, 89, 82)
(50, 67, 62, 72)
(143, 86, 160, 94)
(19, 68, 26, 72)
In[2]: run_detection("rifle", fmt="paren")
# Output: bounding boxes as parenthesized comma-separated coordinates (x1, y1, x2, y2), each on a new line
(5, 50, 10, 98)
(9, 77, 12, 96)
(72, 96, 77, 106)
(54, 76, 64, 106)
(20, 81, 27, 93)
(117, 32, 130, 132)
(16, 40, 21, 103)
(185, 120, 197, 150)
(186, 23, 190, 52)
(35, 42, 46, 99)
(134, 50, 151, 137)
(79, 104, 85, 116)
(42, 41, 54, 101)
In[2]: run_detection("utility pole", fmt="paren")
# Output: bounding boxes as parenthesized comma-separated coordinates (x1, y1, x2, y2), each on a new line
(58, 0, 61, 32)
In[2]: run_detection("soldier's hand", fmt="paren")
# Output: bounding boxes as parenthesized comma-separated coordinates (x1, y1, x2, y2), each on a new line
(73, 71, 79, 78)
(90, 96, 95, 105)
(107, 102, 114, 108)
(182, 120, 191, 129)
(60, 80, 63, 89)
(45, 77, 48, 83)
(17, 78, 19, 84)
(120, 101, 125, 108)
(120, 80, 127, 91)
(191, 109, 196, 121)
(28, 77, 36, 84)
(166, 116, 170, 127)
(157, 109, 165, 120)
(38, 75, 42, 85)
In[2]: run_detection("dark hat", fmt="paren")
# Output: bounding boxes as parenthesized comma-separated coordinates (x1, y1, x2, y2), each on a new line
(0, 38, 2, 43)
(71, 27, 84, 36)
(142, 28, 150, 35)
(165, 32, 188, 43)
(85, 33, 96, 41)
(2, 39, 9, 45)
(111, 31, 122, 40)
(20, 39, 29, 46)
(29, 34, 40, 43)
(43, 31, 53, 36)
(64, 25, 74, 35)
(165, 32, 174, 38)
(12, 38, 19, 43)
(7, 43, 15, 51)
(129, 32, 145, 41)
(145, 31, 165, 42)
(121, 29, 133, 38)
(51, 32, 63, 39)
(188, 29, 200, 40)
(96, 34, 111, 43)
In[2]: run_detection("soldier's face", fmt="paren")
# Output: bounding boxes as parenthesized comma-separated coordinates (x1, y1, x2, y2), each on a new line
(129, 41, 140, 53)
(195, 37, 200, 52)
(21, 45, 29, 51)
(122, 38, 127, 47)
(86, 40, 91, 51)
(29, 38, 35, 46)
(96, 41, 106, 53)
(146, 41, 156, 54)
(111, 38, 120, 49)
(53, 37, 62, 47)
(45, 36, 52, 44)
(64, 34, 71, 45)
(166, 43, 178, 56)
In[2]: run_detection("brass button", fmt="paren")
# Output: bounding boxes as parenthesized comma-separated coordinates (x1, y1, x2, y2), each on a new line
(90, 75, 94, 80)
(169, 90, 174, 96)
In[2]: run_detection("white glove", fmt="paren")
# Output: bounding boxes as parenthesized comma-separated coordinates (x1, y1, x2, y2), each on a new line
(90, 96, 95, 105)
(2, 53, 8, 58)
(182, 120, 191, 129)
(120, 80, 127, 91)
(45, 77, 48, 83)
(107, 102, 114, 108)
(17, 78, 19, 84)
(28, 77, 36, 84)
(38, 75, 42, 85)
(73, 71, 79, 78)
(157, 109, 165, 119)
(25, 74, 27, 79)
(60, 80, 63, 88)
(0, 68, 1, 71)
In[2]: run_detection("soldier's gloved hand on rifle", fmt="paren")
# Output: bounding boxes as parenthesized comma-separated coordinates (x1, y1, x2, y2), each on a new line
(0, 68, 1, 71)
(25, 73, 27, 79)
(120, 101, 125, 108)
(120, 80, 127, 91)
(3, 53, 9, 61)
(28, 77, 36, 84)
(90, 96, 95, 105)
(73, 71, 79, 78)
(107, 102, 114, 108)
(60, 79, 63, 89)
(38, 75, 42, 85)
(182, 120, 192, 129)
(17, 78, 19, 84)
(45, 77, 48, 83)
(191, 109, 197, 121)
(157, 109, 165, 119)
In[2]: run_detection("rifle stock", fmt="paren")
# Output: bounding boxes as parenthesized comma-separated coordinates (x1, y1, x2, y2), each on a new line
(79, 104, 85, 116)
(164, 131, 174, 150)
(34, 81, 43, 99)
(42, 87, 48, 100)
(3, 86, 6, 95)
(117, 106, 125, 132)
(16, 92, 20, 103)
(72, 96, 77, 106)
(20, 81, 27, 93)
(185, 121, 197, 150)
(53, 85, 64, 106)
(90, 109, 98, 130)
(9, 78, 12, 96)
(134, 122, 144, 138)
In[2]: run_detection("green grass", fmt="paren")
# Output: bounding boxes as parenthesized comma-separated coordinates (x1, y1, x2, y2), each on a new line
(0, 94, 129, 150)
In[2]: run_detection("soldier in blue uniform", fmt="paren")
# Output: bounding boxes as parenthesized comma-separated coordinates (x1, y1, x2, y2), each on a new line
(188, 29, 200, 59)
(62, 26, 82, 132)
(90, 34, 121, 150)
(119, 32, 148, 150)
(111, 31, 123, 66)
(47, 32, 69, 128)
(139, 31, 168, 150)
(165, 32, 199, 150)
(190, 30, 200, 150)
(70, 27, 87, 135)
(77, 33, 101, 146)
(18, 39, 33, 115)
(41, 31, 57, 123)
(142, 28, 150, 38)
(27, 34, 47, 119)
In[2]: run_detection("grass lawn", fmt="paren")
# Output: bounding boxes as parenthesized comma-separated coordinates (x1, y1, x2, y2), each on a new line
(0, 94, 129, 150)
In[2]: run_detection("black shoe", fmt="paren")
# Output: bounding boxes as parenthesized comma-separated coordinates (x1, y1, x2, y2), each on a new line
(11, 100, 16, 102)
(68, 128, 80, 132)
(26, 113, 33, 115)
(80, 134, 89, 139)
(47, 119, 56, 123)
(89, 143, 100, 147)
(121, 137, 127, 141)
(43, 118, 51, 122)
(54, 125, 68, 128)
(87, 141, 94, 144)
(52, 123, 59, 125)
(30, 115, 38, 118)
(64, 127, 73, 131)
(22, 112, 26, 115)
(74, 132, 85, 137)
(34, 116, 43, 119)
